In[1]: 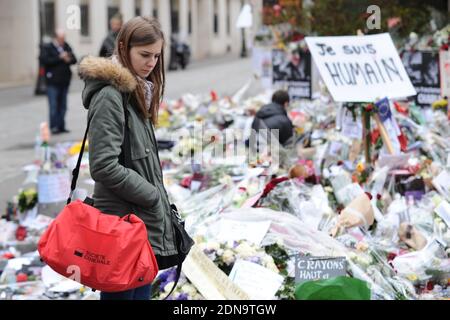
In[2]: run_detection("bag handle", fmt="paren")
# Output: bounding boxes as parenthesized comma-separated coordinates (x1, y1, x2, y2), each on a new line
(162, 263, 182, 300)
(67, 93, 130, 204)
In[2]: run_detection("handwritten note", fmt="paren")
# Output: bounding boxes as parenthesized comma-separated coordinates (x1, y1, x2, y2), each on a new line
(295, 255, 347, 284)
(216, 219, 271, 246)
(228, 260, 284, 300)
(38, 170, 70, 204)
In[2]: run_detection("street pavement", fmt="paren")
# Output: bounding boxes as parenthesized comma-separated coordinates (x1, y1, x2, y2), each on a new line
(0, 54, 264, 213)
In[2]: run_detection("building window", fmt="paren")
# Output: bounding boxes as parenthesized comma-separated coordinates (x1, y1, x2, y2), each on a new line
(188, 11, 192, 34)
(40, 0, 55, 41)
(153, 0, 158, 18)
(135, 0, 141, 17)
(213, 0, 218, 34)
(226, 0, 230, 35)
(80, 4, 89, 36)
(170, 0, 179, 34)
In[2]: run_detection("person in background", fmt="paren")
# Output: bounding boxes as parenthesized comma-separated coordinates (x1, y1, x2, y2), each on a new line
(251, 90, 294, 147)
(99, 13, 123, 57)
(39, 28, 77, 134)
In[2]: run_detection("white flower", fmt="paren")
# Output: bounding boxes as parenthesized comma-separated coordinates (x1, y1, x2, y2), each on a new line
(275, 238, 284, 247)
(181, 284, 197, 296)
(197, 242, 207, 252)
(222, 249, 235, 265)
(164, 281, 175, 293)
(216, 248, 224, 256)
(219, 175, 233, 186)
(235, 242, 256, 258)
(206, 241, 220, 251)
(261, 255, 278, 272)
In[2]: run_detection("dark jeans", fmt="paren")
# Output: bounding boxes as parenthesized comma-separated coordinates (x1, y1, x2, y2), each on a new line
(47, 84, 69, 131)
(100, 284, 152, 300)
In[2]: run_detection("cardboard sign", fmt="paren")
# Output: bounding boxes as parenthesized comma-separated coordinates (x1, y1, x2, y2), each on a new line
(272, 49, 312, 99)
(182, 245, 250, 300)
(228, 260, 284, 300)
(402, 50, 441, 106)
(440, 50, 450, 98)
(295, 256, 347, 284)
(37, 170, 70, 204)
(305, 33, 416, 102)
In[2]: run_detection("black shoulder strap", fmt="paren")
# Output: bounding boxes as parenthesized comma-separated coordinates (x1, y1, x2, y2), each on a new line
(118, 93, 132, 168)
(67, 93, 131, 204)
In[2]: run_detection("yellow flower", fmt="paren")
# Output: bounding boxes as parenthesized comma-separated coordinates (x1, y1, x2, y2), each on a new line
(407, 274, 418, 282)
(69, 141, 87, 156)
(356, 162, 365, 173)
(431, 98, 448, 109)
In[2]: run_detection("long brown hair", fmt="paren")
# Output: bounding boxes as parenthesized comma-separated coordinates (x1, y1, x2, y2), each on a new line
(114, 16, 165, 124)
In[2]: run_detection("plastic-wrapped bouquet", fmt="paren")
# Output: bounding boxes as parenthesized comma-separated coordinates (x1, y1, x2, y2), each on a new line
(151, 267, 204, 300)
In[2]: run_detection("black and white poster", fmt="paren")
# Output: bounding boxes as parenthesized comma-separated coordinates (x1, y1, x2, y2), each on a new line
(401, 50, 441, 106)
(272, 49, 312, 100)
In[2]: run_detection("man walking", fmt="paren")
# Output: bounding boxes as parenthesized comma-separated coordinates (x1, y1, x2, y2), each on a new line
(39, 28, 77, 134)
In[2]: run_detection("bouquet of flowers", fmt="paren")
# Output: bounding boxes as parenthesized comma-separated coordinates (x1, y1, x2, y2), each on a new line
(151, 268, 204, 300)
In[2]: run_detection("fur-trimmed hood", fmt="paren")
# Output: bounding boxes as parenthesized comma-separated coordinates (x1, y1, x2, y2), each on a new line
(79, 55, 137, 109)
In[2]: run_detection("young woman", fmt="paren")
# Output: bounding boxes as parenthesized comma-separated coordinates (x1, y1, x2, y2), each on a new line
(79, 17, 178, 300)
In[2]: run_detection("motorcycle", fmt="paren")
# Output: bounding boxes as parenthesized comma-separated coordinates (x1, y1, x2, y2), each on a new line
(169, 36, 191, 70)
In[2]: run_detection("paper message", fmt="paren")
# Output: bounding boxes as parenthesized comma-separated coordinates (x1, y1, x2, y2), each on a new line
(37, 170, 70, 204)
(216, 219, 271, 246)
(229, 260, 284, 300)
(295, 256, 347, 284)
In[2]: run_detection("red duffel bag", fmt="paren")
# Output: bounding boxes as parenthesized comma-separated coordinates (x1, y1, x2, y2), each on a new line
(37, 108, 158, 292)
(38, 200, 159, 292)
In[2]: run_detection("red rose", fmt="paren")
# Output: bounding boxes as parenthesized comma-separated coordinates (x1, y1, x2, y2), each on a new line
(371, 129, 380, 144)
(262, 176, 289, 197)
(387, 252, 397, 261)
(210, 90, 218, 102)
(180, 176, 192, 189)
(15, 226, 27, 241)
(2, 252, 15, 260)
(16, 273, 28, 283)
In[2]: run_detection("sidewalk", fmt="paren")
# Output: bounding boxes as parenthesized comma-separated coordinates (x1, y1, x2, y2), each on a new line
(0, 53, 257, 214)
(0, 53, 242, 108)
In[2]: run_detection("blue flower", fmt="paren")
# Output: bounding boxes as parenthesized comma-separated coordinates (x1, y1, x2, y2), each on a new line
(249, 256, 260, 264)
(176, 293, 189, 300)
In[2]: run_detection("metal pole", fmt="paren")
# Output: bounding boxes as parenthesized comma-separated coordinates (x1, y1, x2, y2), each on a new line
(240, 28, 247, 57)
